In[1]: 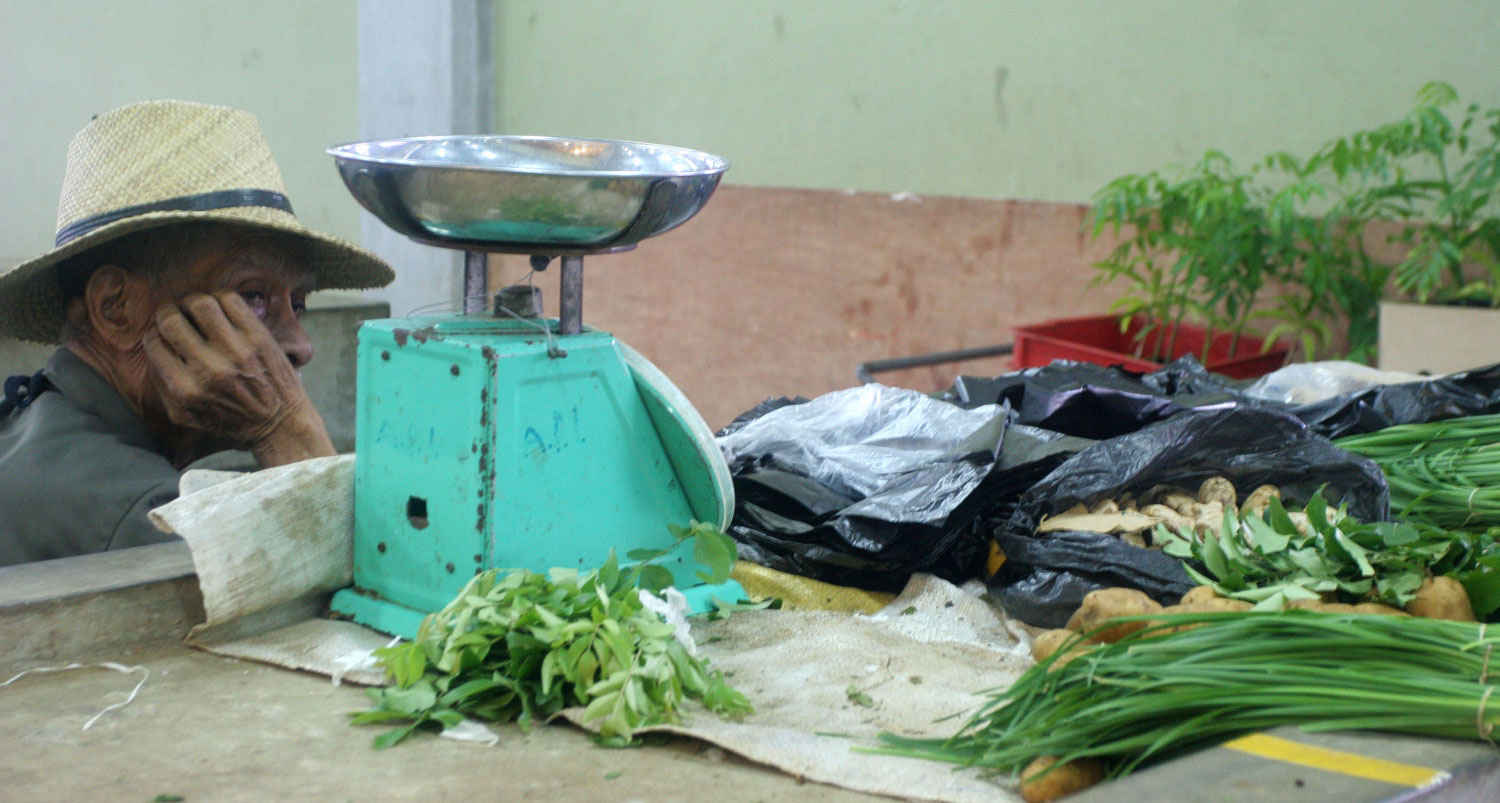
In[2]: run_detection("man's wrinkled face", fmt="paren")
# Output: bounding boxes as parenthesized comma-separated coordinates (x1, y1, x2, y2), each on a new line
(153, 235, 317, 369)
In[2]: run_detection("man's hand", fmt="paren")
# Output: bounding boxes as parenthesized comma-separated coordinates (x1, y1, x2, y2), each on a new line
(141, 291, 335, 467)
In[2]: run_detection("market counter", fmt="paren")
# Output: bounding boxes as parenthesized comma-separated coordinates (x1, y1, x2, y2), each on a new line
(0, 643, 887, 803)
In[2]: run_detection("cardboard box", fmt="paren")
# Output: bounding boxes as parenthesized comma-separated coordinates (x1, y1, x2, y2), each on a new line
(1378, 301, 1500, 375)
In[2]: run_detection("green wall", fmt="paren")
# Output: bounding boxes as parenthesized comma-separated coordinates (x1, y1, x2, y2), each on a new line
(0, 0, 360, 268)
(495, 0, 1500, 203)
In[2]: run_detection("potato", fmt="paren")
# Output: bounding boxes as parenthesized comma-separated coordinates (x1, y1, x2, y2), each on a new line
(1180, 585, 1220, 605)
(1405, 576, 1476, 622)
(1144, 602, 1194, 634)
(1285, 512, 1312, 537)
(1034, 633, 1098, 671)
(1187, 596, 1253, 613)
(1353, 602, 1410, 616)
(1066, 588, 1163, 643)
(1241, 485, 1281, 516)
(1031, 629, 1080, 663)
(1120, 531, 1148, 549)
(1048, 641, 1096, 671)
(1021, 755, 1105, 802)
(1286, 599, 1355, 613)
(1198, 476, 1238, 512)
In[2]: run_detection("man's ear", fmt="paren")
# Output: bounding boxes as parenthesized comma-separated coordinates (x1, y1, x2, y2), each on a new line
(82, 265, 155, 350)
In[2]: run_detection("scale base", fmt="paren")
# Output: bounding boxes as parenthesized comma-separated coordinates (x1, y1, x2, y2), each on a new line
(331, 579, 749, 640)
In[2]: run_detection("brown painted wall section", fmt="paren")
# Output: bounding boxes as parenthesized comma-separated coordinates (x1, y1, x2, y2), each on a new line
(494, 186, 1116, 430)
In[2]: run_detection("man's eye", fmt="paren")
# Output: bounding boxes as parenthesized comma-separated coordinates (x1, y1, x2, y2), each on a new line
(240, 291, 269, 318)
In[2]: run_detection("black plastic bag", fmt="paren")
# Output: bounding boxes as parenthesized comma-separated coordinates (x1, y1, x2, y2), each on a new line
(718, 384, 1015, 591)
(1292, 362, 1500, 439)
(946, 356, 1500, 441)
(990, 530, 1197, 628)
(990, 407, 1389, 627)
(1007, 406, 1389, 533)
(943, 356, 1246, 440)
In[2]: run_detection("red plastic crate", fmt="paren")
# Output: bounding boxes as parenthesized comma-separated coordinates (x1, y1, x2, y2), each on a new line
(1013, 315, 1290, 379)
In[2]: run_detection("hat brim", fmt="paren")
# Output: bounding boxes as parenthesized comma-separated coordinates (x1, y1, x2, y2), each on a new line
(0, 208, 395, 344)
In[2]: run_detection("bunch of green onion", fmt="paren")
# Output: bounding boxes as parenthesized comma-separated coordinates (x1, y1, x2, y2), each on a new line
(1336, 414, 1500, 529)
(875, 611, 1500, 778)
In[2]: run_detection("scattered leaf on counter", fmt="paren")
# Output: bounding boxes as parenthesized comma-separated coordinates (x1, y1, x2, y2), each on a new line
(846, 684, 875, 708)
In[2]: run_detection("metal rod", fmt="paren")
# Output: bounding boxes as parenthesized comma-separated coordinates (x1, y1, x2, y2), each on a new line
(855, 342, 1015, 384)
(559, 255, 584, 334)
(463, 250, 488, 314)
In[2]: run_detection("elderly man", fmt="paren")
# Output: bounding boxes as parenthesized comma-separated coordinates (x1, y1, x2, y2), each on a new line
(0, 100, 393, 566)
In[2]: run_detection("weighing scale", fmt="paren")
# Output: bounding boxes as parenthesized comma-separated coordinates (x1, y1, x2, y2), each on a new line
(323, 135, 744, 638)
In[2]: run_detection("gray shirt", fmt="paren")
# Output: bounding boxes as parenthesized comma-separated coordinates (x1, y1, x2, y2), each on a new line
(0, 348, 180, 566)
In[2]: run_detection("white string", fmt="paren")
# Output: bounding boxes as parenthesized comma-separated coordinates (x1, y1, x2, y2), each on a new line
(1, 661, 150, 730)
(492, 295, 566, 358)
(393, 270, 568, 357)
(402, 294, 487, 318)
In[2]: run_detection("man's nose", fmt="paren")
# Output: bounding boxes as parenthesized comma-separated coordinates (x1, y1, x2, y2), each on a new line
(270, 308, 314, 369)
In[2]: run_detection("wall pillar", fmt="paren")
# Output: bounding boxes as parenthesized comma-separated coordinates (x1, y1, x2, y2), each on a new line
(355, 0, 492, 314)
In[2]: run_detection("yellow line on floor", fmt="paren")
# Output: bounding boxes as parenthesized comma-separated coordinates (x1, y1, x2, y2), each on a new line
(1222, 733, 1447, 788)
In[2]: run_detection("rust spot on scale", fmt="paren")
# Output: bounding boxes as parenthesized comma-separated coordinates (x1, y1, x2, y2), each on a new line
(392, 328, 411, 347)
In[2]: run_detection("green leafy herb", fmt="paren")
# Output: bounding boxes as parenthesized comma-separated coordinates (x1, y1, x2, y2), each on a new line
(352, 523, 752, 747)
(1158, 492, 1500, 613)
(705, 595, 779, 621)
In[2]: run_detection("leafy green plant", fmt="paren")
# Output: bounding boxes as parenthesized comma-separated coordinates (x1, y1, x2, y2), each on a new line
(351, 522, 753, 748)
(1155, 491, 1500, 618)
(1308, 82, 1500, 306)
(1089, 81, 1500, 364)
(1089, 150, 1341, 362)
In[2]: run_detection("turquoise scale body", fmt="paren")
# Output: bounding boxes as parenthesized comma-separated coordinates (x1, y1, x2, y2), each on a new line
(330, 314, 743, 638)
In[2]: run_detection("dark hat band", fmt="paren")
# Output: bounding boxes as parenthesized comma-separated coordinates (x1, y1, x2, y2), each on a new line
(54, 189, 295, 247)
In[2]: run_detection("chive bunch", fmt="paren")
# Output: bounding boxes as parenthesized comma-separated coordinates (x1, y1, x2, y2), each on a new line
(1336, 414, 1500, 528)
(876, 611, 1500, 778)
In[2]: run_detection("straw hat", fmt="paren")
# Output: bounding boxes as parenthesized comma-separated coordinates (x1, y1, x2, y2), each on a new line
(0, 100, 395, 343)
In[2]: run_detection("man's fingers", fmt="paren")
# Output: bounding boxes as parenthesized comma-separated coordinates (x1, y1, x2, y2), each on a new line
(155, 302, 241, 383)
(179, 293, 240, 346)
(152, 302, 207, 356)
(215, 291, 284, 355)
(142, 332, 197, 401)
